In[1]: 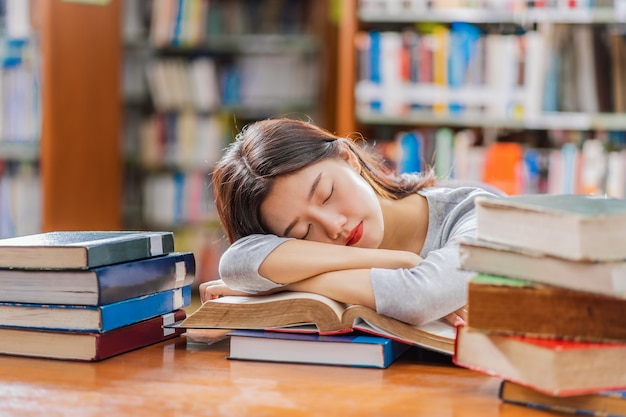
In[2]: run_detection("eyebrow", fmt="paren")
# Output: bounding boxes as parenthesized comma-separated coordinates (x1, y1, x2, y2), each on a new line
(282, 172, 322, 237)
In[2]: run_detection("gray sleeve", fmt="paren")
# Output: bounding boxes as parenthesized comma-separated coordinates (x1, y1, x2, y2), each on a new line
(370, 201, 478, 326)
(218, 234, 292, 293)
(370, 241, 473, 326)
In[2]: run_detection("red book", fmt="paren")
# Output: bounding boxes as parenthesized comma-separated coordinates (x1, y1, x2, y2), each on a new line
(453, 326, 626, 397)
(0, 310, 186, 361)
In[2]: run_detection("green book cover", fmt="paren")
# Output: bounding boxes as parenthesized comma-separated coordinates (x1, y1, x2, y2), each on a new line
(470, 273, 536, 288)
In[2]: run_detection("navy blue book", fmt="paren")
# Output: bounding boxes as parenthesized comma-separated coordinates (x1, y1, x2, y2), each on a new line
(227, 329, 411, 369)
(0, 231, 175, 269)
(0, 252, 196, 305)
(0, 286, 191, 332)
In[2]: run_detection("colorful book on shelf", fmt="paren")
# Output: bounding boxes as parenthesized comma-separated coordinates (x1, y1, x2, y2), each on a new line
(466, 274, 626, 341)
(499, 380, 626, 417)
(368, 30, 382, 112)
(0, 309, 186, 362)
(396, 130, 423, 174)
(434, 127, 454, 179)
(459, 237, 626, 299)
(0, 251, 196, 306)
(227, 329, 411, 369)
(0, 285, 191, 332)
(480, 142, 524, 195)
(0, 231, 175, 269)
(474, 194, 626, 261)
(431, 24, 449, 117)
(453, 325, 626, 397)
(178, 291, 455, 355)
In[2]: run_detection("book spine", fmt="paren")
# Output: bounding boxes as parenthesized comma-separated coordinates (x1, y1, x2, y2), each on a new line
(86, 231, 175, 268)
(100, 285, 191, 332)
(97, 252, 196, 305)
(95, 309, 186, 360)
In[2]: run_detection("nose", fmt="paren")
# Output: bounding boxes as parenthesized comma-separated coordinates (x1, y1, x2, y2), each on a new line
(315, 210, 347, 241)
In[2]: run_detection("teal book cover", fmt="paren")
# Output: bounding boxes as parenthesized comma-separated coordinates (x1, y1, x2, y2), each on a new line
(0, 286, 191, 332)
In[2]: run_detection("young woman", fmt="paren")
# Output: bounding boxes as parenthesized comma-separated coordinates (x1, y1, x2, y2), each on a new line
(200, 118, 501, 326)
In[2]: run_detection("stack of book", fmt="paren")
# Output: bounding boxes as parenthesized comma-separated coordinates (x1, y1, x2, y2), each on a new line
(454, 194, 626, 416)
(0, 231, 195, 361)
(181, 290, 457, 369)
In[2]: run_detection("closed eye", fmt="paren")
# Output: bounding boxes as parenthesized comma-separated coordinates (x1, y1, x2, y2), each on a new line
(322, 185, 334, 204)
(301, 224, 312, 240)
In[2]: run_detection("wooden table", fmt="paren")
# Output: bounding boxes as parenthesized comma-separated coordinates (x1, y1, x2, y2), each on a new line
(0, 336, 555, 417)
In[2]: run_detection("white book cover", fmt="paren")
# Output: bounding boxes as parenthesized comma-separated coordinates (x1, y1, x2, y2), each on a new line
(523, 31, 545, 120)
(5, 0, 30, 40)
(606, 150, 626, 199)
(380, 31, 404, 115)
(190, 58, 220, 112)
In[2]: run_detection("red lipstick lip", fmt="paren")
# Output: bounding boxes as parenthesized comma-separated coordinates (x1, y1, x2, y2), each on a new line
(345, 222, 363, 246)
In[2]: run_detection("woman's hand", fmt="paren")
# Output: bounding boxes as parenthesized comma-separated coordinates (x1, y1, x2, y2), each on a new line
(442, 305, 468, 326)
(199, 279, 255, 303)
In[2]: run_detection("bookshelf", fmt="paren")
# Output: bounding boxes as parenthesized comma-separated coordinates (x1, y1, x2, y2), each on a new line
(336, 0, 626, 197)
(121, 0, 333, 283)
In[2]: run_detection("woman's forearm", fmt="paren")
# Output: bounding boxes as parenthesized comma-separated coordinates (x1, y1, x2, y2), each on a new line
(285, 269, 376, 308)
(259, 239, 422, 285)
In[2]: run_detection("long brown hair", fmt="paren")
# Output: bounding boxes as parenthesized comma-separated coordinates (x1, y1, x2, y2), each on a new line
(212, 118, 435, 243)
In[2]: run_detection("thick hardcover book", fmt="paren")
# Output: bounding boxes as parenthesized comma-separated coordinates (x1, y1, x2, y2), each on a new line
(474, 194, 626, 261)
(0, 231, 175, 269)
(0, 252, 196, 305)
(467, 274, 626, 341)
(179, 291, 455, 355)
(453, 326, 626, 397)
(459, 237, 626, 299)
(0, 286, 191, 332)
(0, 310, 186, 361)
(227, 329, 411, 369)
(499, 380, 626, 417)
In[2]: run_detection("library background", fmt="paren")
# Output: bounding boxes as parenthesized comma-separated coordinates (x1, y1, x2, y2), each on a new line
(2, 0, 626, 286)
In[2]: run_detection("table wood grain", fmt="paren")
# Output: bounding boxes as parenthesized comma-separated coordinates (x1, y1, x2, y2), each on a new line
(0, 336, 555, 417)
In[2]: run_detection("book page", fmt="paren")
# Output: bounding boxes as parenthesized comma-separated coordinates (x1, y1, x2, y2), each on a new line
(211, 292, 348, 319)
(352, 315, 455, 355)
(183, 291, 351, 332)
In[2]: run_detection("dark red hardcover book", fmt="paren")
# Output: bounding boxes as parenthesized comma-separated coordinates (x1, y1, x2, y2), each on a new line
(0, 309, 186, 361)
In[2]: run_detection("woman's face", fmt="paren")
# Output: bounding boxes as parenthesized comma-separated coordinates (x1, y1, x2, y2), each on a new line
(260, 157, 384, 248)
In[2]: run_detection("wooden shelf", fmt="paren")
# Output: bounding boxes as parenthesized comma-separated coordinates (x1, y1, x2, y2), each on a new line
(0, 141, 39, 161)
(39, 0, 122, 231)
(359, 7, 623, 24)
(155, 34, 319, 55)
(357, 110, 626, 131)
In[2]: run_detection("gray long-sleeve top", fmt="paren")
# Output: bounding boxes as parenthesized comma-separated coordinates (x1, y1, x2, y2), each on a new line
(218, 186, 498, 325)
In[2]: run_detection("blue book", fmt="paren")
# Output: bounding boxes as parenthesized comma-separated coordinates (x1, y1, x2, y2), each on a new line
(499, 380, 626, 417)
(396, 131, 423, 174)
(0, 286, 191, 332)
(369, 30, 382, 112)
(448, 22, 480, 115)
(0, 252, 195, 306)
(227, 329, 411, 369)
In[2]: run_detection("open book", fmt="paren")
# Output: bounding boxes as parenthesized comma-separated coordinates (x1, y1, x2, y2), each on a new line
(179, 292, 455, 355)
